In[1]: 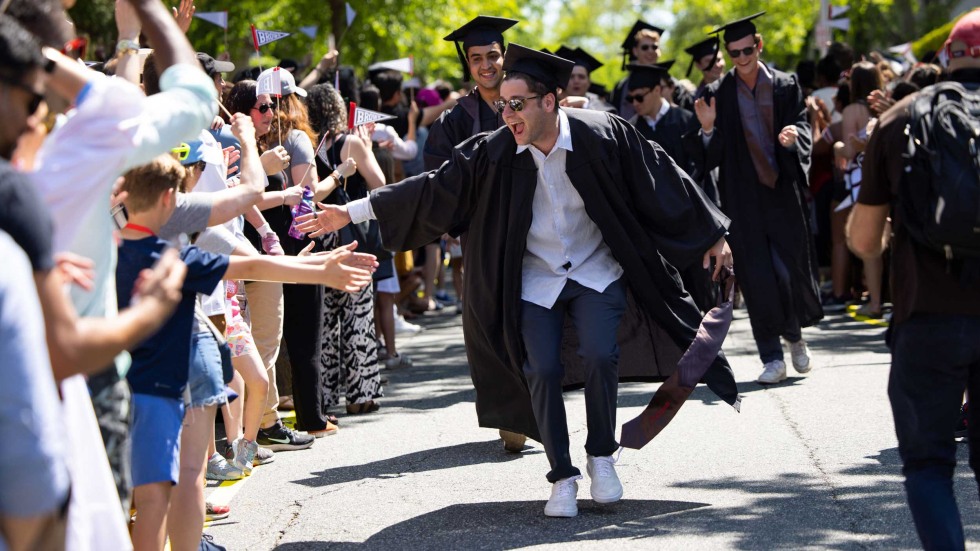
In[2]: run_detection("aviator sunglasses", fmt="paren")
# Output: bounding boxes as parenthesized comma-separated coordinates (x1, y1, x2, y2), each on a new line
(727, 44, 757, 58)
(493, 95, 541, 113)
(252, 102, 278, 114)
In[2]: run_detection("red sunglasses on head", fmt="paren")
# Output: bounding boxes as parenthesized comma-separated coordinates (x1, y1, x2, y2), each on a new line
(61, 37, 88, 60)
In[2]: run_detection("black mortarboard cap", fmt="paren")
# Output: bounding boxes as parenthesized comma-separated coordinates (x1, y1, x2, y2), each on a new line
(555, 46, 604, 74)
(621, 20, 666, 52)
(620, 19, 666, 70)
(503, 43, 575, 91)
(683, 36, 719, 77)
(625, 63, 670, 90)
(444, 16, 519, 78)
(709, 11, 765, 44)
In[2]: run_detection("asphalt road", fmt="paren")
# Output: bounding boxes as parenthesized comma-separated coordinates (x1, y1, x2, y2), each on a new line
(205, 305, 980, 550)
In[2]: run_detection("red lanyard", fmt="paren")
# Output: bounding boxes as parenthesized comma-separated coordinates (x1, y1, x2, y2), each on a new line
(124, 223, 156, 236)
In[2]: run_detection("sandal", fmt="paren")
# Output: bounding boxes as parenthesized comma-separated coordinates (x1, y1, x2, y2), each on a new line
(855, 303, 883, 319)
(346, 400, 381, 414)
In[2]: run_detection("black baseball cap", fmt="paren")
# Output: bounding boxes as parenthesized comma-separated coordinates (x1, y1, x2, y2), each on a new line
(709, 12, 766, 44)
(503, 43, 574, 91)
(197, 52, 235, 77)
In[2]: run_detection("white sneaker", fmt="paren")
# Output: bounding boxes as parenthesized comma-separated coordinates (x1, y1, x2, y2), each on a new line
(788, 340, 812, 373)
(394, 314, 422, 335)
(757, 360, 787, 384)
(544, 475, 581, 518)
(587, 454, 623, 503)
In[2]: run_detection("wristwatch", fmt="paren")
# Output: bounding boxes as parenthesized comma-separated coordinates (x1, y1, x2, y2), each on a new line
(116, 39, 140, 56)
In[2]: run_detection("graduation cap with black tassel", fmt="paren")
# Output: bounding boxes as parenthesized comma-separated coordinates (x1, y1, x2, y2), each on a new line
(620, 19, 666, 70)
(443, 15, 519, 82)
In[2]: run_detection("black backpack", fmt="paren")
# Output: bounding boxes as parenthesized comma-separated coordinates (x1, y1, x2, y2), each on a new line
(899, 81, 980, 259)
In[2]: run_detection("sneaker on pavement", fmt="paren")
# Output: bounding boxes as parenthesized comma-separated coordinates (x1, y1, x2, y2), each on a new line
(789, 340, 812, 373)
(230, 438, 258, 475)
(500, 429, 527, 453)
(384, 353, 413, 370)
(544, 475, 582, 518)
(205, 502, 230, 522)
(821, 294, 850, 312)
(394, 314, 422, 335)
(757, 359, 787, 384)
(206, 452, 244, 481)
(257, 420, 315, 452)
(254, 445, 274, 466)
(586, 454, 623, 503)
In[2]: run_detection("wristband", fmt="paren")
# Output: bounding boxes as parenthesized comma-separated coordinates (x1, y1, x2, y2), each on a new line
(256, 223, 273, 235)
(116, 39, 140, 56)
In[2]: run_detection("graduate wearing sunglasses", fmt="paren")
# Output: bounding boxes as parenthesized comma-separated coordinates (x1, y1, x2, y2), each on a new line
(297, 44, 740, 519)
(691, 11, 822, 385)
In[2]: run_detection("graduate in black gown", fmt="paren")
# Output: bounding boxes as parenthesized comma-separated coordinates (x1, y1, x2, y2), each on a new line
(624, 62, 718, 313)
(299, 44, 741, 518)
(422, 15, 517, 172)
(554, 45, 617, 113)
(691, 12, 823, 385)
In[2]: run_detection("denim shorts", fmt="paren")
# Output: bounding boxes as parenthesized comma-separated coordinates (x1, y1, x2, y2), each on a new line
(188, 331, 227, 409)
(130, 393, 184, 487)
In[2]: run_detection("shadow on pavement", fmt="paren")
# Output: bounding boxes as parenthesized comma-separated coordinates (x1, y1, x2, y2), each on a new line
(273, 498, 708, 550)
(291, 439, 544, 488)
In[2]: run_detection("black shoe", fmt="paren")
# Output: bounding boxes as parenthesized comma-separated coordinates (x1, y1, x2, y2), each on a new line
(256, 420, 315, 451)
(199, 534, 227, 551)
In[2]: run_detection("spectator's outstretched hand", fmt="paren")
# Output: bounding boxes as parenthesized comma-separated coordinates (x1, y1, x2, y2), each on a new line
(336, 158, 357, 178)
(54, 252, 95, 291)
(314, 242, 377, 292)
(295, 203, 351, 238)
(172, 0, 195, 33)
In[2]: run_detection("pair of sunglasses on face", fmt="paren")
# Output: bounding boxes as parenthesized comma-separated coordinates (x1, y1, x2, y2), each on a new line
(3, 79, 44, 115)
(727, 44, 758, 58)
(625, 89, 654, 104)
(636, 43, 659, 52)
(493, 95, 541, 113)
(253, 102, 278, 114)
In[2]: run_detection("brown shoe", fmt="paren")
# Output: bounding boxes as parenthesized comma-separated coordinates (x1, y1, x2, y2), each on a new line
(499, 429, 526, 453)
(309, 421, 339, 438)
(278, 395, 294, 411)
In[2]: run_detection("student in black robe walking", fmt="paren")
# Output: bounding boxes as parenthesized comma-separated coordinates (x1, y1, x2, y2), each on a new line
(298, 45, 740, 519)
(625, 62, 716, 313)
(691, 12, 823, 385)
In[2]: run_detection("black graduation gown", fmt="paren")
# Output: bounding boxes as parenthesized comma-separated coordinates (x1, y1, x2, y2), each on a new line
(423, 88, 502, 172)
(628, 109, 718, 313)
(690, 66, 823, 341)
(369, 108, 739, 441)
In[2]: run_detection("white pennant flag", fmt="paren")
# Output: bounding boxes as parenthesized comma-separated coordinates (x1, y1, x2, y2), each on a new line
(256, 67, 282, 97)
(347, 103, 396, 129)
(346, 3, 357, 27)
(194, 11, 228, 29)
(299, 25, 318, 39)
(828, 18, 850, 31)
(368, 57, 413, 74)
(253, 28, 292, 48)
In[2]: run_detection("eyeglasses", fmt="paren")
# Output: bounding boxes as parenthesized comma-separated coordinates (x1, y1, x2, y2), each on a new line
(1, 79, 44, 115)
(172, 143, 191, 161)
(727, 45, 757, 58)
(625, 89, 653, 103)
(493, 95, 541, 113)
(637, 43, 660, 52)
(61, 37, 87, 61)
(252, 102, 277, 114)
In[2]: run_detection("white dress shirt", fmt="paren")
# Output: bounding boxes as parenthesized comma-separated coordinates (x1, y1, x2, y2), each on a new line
(348, 109, 624, 309)
(519, 109, 623, 308)
(642, 98, 671, 131)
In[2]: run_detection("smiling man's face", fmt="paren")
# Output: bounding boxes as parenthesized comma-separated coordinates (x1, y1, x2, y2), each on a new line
(468, 43, 505, 92)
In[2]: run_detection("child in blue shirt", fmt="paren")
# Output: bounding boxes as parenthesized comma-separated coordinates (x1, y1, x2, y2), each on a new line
(117, 153, 375, 551)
